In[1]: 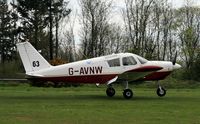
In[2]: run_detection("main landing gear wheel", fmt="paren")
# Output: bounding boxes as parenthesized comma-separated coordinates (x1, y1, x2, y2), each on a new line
(123, 89, 133, 99)
(106, 87, 115, 97)
(157, 86, 166, 97)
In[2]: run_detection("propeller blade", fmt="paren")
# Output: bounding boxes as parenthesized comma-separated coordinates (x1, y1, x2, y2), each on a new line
(172, 51, 177, 65)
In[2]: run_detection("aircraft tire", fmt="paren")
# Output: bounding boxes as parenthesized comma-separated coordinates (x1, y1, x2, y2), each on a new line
(123, 89, 133, 99)
(106, 87, 115, 97)
(157, 87, 166, 97)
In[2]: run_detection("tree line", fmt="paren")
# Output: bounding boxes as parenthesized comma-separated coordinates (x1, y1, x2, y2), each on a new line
(79, 0, 200, 80)
(0, 0, 71, 62)
(0, 0, 200, 81)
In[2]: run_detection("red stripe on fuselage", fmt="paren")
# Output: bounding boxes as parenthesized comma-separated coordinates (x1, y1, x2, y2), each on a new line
(128, 66, 163, 72)
(27, 74, 118, 84)
(143, 71, 172, 81)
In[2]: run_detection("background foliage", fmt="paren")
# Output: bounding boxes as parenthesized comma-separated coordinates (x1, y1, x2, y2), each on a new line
(0, 0, 200, 83)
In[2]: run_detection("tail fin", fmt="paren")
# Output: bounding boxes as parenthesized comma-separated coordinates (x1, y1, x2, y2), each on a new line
(16, 42, 51, 73)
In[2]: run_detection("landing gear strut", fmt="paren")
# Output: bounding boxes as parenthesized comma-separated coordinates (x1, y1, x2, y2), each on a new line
(156, 83, 166, 97)
(106, 86, 115, 97)
(123, 81, 133, 99)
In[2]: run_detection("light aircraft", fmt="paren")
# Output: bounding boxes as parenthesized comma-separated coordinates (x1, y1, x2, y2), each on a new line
(17, 42, 181, 99)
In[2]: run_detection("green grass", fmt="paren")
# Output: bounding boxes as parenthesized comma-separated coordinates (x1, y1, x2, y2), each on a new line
(0, 85, 200, 124)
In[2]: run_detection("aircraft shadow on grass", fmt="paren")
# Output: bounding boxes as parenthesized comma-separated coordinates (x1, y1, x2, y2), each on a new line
(0, 94, 196, 102)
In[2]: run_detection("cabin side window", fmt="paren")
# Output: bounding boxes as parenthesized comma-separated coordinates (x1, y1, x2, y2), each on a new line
(123, 56, 137, 66)
(107, 58, 120, 67)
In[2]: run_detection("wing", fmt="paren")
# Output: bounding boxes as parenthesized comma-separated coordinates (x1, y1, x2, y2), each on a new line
(118, 66, 163, 82)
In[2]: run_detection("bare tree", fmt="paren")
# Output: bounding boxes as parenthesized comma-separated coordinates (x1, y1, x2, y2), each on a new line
(123, 0, 154, 56)
(153, 1, 175, 60)
(79, 0, 112, 58)
(178, 5, 200, 69)
(60, 22, 76, 62)
(105, 24, 126, 54)
(123, 0, 177, 60)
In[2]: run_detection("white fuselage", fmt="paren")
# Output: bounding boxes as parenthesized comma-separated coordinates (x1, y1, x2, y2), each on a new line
(26, 53, 181, 84)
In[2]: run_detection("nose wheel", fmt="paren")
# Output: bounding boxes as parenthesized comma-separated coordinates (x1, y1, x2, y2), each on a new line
(157, 86, 166, 97)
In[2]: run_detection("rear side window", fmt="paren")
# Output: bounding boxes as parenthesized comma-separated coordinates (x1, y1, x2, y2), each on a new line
(107, 58, 120, 67)
(123, 56, 137, 66)
(137, 57, 148, 64)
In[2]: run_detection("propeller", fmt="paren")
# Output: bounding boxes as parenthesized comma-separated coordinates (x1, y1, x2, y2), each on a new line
(172, 51, 177, 65)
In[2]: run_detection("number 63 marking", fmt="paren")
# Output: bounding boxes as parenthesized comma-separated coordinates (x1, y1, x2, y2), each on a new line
(32, 61, 40, 67)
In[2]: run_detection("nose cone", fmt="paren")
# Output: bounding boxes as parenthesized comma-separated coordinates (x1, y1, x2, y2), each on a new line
(173, 63, 181, 70)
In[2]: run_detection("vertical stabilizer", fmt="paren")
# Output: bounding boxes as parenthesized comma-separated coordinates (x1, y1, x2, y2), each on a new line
(16, 42, 51, 73)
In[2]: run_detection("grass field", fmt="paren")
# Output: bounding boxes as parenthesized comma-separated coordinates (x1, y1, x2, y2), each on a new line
(0, 84, 200, 124)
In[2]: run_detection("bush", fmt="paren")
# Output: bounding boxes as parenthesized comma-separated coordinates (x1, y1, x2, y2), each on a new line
(49, 58, 68, 66)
